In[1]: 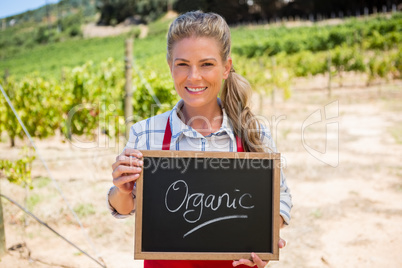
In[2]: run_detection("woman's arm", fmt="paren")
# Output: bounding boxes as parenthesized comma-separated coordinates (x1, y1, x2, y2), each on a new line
(109, 149, 143, 215)
(108, 185, 136, 215)
(260, 125, 293, 224)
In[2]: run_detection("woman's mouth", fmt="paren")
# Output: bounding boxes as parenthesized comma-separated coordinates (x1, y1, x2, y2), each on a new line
(186, 87, 207, 93)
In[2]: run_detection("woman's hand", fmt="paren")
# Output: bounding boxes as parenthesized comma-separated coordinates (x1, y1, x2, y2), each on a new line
(232, 252, 266, 268)
(232, 239, 286, 268)
(109, 149, 143, 214)
(232, 217, 287, 268)
(111, 148, 143, 194)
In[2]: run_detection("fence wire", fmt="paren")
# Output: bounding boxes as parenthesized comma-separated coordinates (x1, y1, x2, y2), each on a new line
(0, 83, 106, 267)
(0, 193, 106, 267)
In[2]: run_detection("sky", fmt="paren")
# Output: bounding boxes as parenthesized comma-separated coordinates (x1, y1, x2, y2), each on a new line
(0, 0, 60, 19)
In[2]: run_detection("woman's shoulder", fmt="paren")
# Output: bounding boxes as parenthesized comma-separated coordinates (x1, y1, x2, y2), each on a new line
(130, 110, 171, 134)
(125, 110, 171, 150)
(257, 123, 277, 153)
(258, 123, 272, 140)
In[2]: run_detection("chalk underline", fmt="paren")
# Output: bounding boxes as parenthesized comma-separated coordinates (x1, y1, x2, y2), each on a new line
(183, 215, 248, 238)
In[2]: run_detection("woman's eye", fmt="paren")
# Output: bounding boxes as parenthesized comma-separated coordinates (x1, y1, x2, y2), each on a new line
(177, 63, 187, 66)
(202, 62, 214, 66)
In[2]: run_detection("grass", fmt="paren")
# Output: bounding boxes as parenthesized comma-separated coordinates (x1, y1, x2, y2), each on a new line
(0, 32, 166, 79)
(311, 208, 323, 219)
(0, 12, 172, 79)
(33, 176, 51, 188)
(389, 125, 402, 144)
(27, 193, 43, 211)
(281, 128, 292, 139)
(74, 203, 96, 218)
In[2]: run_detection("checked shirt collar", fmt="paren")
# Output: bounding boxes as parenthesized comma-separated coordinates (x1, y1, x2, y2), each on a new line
(168, 99, 237, 143)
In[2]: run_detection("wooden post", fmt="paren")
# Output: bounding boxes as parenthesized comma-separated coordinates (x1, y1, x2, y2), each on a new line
(3, 70, 15, 146)
(364, 7, 369, 16)
(259, 93, 264, 115)
(327, 52, 332, 98)
(0, 188, 6, 257)
(271, 57, 276, 106)
(124, 38, 133, 139)
(61, 68, 65, 82)
(258, 59, 264, 115)
(4, 69, 8, 85)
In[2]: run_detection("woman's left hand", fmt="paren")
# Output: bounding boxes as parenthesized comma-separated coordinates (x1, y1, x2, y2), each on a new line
(232, 238, 286, 267)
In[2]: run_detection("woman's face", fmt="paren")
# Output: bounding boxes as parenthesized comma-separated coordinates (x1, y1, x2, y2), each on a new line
(168, 36, 231, 110)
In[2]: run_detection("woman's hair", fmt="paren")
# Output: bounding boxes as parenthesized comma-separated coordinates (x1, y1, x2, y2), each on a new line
(167, 11, 264, 152)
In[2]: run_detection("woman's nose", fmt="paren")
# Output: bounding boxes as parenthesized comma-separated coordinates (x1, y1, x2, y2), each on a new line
(188, 66, 202, 81)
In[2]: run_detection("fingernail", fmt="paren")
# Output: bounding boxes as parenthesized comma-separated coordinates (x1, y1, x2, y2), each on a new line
(251, 253, 256, 258)
(139, 160, 143, 165)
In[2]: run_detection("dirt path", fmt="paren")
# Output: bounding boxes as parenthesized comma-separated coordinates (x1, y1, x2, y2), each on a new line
(1, 76, 401, 267)
(266, 77, 402, 267)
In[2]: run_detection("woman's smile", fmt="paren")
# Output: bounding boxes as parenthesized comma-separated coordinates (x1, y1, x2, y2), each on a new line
(186, 86, 207, 93)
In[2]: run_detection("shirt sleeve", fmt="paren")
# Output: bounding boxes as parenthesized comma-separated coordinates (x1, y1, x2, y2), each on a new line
(279, 170, 292, 225)
(260, 125, 293, 225)
(108, 122, 141, 219)
(107, 186, 136, 219)
(108, 112, 171, 218)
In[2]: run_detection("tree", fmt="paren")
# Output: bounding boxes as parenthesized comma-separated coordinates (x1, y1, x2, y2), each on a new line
(173, 0, 249, 24)
(97, 0, 168, 25)
(282, 0, 401, 18)
(135, 0, 168, 22)
(96, 0, 137, 25)
(173, 0, 208, 14)
(253, 0, 285, 21)
(207, 0, 249, 24)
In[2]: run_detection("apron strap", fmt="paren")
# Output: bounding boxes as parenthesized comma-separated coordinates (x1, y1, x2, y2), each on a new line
(162, 117, 172, 150)
(236, 135, 244, 152)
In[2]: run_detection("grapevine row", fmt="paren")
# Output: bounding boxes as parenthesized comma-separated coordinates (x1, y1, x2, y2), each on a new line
(1, 14, 401, 145)
(0, 58, 177, 146)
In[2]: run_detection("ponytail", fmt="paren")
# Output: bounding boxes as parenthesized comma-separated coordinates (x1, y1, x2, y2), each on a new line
(221, 68, 265, 152)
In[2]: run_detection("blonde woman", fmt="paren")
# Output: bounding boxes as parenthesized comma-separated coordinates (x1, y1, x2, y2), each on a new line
(109, 11, 292, 268)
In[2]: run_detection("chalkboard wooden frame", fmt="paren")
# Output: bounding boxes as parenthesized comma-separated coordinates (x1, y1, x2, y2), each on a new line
(134, 150, 281, 261)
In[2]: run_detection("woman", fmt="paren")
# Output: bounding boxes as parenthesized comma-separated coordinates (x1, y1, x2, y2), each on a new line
(109, 11, 292, 268)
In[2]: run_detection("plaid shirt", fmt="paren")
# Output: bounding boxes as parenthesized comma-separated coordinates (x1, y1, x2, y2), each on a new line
(108, 100, 292, 224)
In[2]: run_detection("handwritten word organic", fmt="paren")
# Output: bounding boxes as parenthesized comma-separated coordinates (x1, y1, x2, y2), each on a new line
(165, 180, 255, 237)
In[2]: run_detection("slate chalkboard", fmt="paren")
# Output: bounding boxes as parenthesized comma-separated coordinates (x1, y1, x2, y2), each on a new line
(135, 150, 280, 261)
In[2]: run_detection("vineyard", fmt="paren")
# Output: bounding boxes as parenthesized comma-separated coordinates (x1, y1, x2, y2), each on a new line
(1, 13, 401, 149)
(0, 11, 402, 268)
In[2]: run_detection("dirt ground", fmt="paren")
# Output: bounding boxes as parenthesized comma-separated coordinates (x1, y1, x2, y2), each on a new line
(0, 73, 401, 268)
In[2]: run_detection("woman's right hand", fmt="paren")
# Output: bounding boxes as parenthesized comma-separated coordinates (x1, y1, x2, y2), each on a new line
(111, 148, 143, 194)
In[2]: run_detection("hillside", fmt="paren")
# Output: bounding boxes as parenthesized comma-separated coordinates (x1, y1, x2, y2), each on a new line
(1, 12, 401, 79)
(0, 0, 97, 64)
